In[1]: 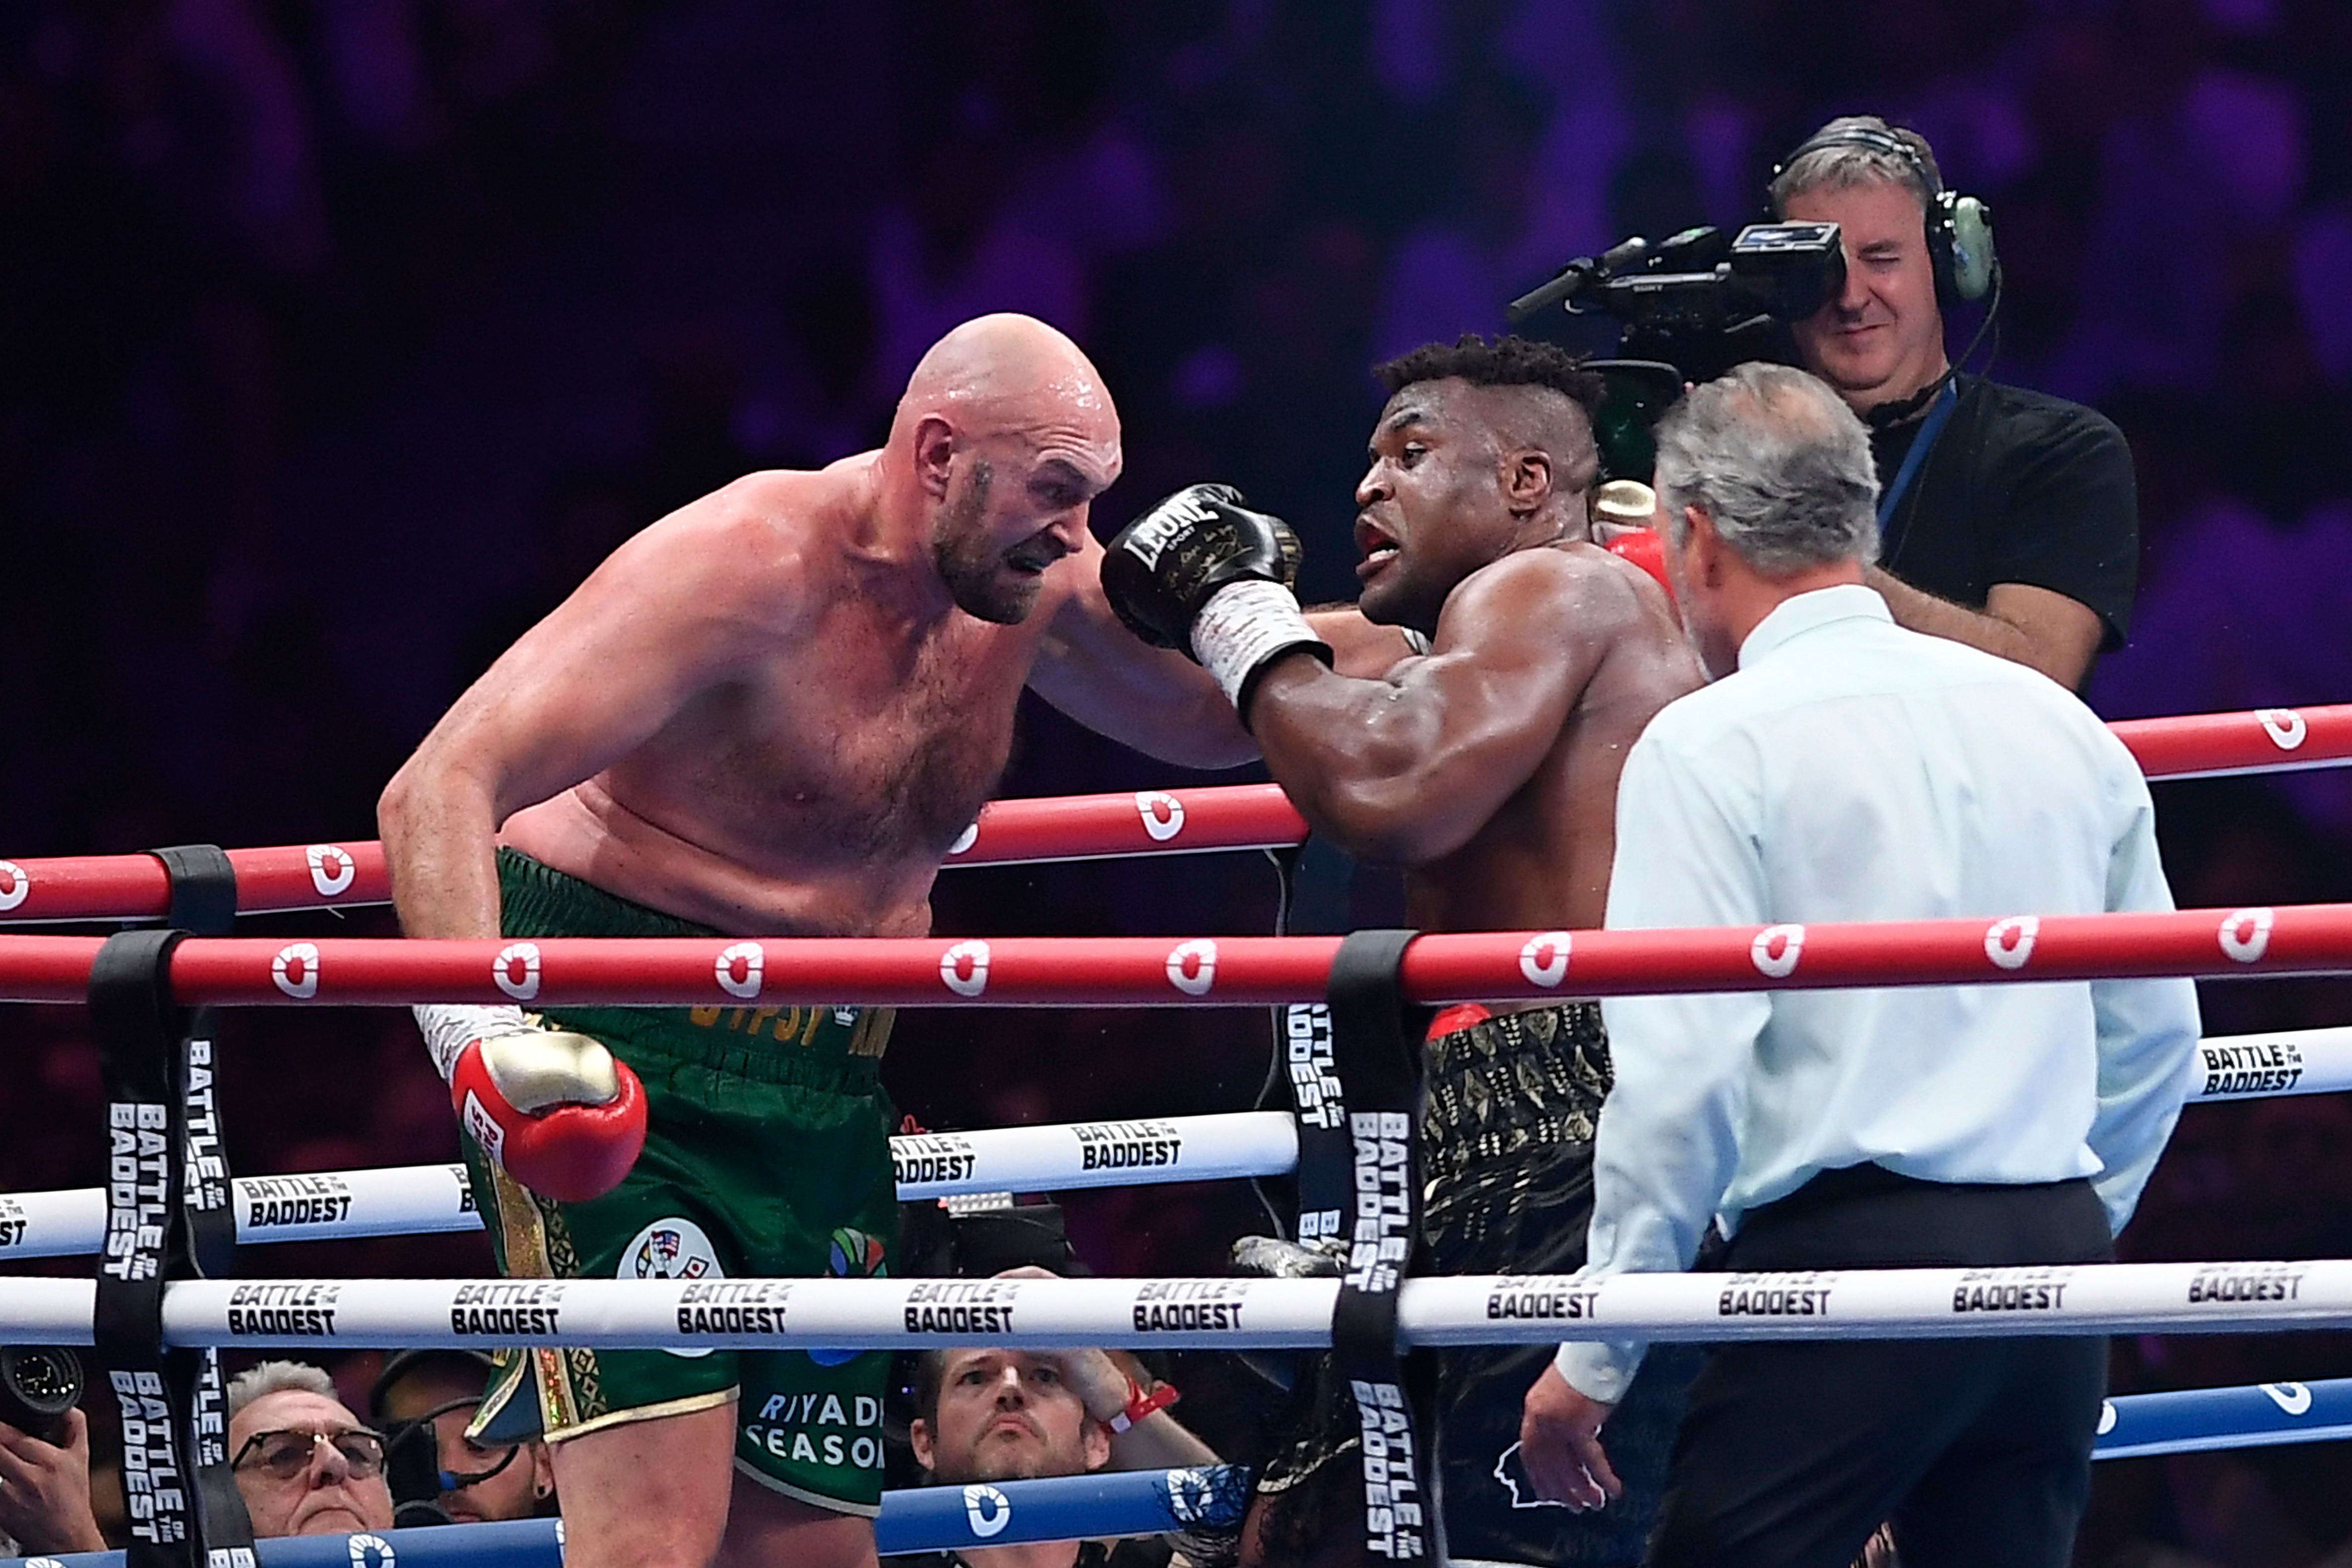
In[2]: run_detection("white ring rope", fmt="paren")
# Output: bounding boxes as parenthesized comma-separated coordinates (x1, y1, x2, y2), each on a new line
(0, 1262, 2346, 1352)
(0, 1112, 1303, 1261)
(0, 1025, 2339, 1262)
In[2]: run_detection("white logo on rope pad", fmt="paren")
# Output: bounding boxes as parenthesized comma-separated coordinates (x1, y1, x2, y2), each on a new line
(1166, 1467, 1219, 1524)
(1166, 939, 1217, 996)
(2096, 1400, 2117, 1436)
(963, 1483, 1013, 1538)
(941, 941, 991, 998)
(1136, 791, 1186, 843)
(2220, 908, 2274, 965)
(2257, 708, 2307, 751)
(2263, 1381, 2314, 1417)
(715, 942, 764, 1000)
(1519, 932, 1572, 988)
(1751, 924, 1805, 979)
(348, 1532, 394, 1568)
(493, 942, 542, 1001)
(0, 860, 29, 912)
(271, 943, 321, 999)
(947, 821, 981, 856)
(1984, 916, 2039, 971)
(306, 844, 356, 897)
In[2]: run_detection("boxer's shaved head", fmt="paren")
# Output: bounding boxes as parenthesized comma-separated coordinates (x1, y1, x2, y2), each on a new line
(898, 314, 1117, 450)
(898, 315, 1122, 624)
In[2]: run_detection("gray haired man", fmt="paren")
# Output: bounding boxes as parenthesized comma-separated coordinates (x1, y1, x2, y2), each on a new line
(1516, 364, 2200, 1568)
(1768, 115, 2138, 691)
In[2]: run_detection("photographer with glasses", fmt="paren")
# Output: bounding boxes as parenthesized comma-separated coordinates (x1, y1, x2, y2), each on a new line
(225, 1361, 394, 1539)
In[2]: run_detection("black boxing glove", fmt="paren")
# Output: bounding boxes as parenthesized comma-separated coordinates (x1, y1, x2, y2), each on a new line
(1101, 483, 1332, 716)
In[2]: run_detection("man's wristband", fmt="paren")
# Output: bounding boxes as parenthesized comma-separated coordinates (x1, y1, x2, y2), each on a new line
(1109, 1376, 1180, 1434)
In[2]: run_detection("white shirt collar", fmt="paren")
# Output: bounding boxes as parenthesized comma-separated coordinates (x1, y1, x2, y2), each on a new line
(1737, 583, 1892, 671)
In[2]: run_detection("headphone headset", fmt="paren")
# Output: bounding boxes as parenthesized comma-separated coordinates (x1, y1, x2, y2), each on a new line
(1771, 123, 1998, 307)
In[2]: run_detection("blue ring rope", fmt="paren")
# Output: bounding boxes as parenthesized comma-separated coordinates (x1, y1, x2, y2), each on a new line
(6, 1379, 2347, 1566)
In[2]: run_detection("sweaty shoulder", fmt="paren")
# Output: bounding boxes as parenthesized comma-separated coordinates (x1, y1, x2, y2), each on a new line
(1438, 538, 1661, 644)
(613, 468, 848, 623)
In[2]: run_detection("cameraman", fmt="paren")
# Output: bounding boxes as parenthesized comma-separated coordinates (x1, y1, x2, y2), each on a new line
(1770, 116, 2136, 690)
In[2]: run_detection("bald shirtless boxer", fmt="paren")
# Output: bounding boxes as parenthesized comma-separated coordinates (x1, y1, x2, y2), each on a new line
(1100, 335, 1705, 1567)
(377, 314, 1256, 1568)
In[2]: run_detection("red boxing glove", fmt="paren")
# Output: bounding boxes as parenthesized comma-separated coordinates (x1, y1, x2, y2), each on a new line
(1605, 528, 1677, 611)
(449, 1028, 648, 1203)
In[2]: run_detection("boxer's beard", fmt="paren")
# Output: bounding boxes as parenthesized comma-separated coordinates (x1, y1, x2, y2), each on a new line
(933, 461, 1046, 624)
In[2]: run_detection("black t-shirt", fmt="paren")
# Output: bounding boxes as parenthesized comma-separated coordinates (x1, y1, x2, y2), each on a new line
(1869, 374, 2139, 649)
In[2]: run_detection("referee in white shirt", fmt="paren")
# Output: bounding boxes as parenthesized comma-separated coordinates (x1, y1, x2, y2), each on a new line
(1515, 362, 2202, 1568)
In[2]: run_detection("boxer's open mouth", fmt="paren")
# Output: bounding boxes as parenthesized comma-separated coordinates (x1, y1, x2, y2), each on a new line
(1006, 540, 1070, 575)
(1355, 516, 1400, 579)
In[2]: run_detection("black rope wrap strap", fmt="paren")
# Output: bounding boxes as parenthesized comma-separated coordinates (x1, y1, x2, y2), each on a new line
(90, 928, 204, 1567)
(147, 846, 255, 1560)
(1276, 837, 1360, 1242)
(1324, 929, 1433, 1565)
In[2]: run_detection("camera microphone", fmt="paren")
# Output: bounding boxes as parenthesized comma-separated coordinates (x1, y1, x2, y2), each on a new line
(1506, 234, 1654, 324)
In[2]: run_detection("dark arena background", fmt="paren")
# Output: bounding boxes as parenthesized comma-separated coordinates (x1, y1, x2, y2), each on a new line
(4, 2, 2352, 1562)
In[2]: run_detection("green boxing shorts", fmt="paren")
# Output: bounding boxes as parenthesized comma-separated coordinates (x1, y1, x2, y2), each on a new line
(464, 848, 901, 1517)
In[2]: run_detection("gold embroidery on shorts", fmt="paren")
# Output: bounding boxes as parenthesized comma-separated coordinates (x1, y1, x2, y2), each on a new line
(569, 1346, 606, 1423)
(850, 1006, 896, 1059)
(492, 1166, 553, 1280)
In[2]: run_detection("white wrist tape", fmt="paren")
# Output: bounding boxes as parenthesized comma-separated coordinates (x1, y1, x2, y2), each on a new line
(415, 1003, 528, 1082)
(1190, 579, 1327, 709)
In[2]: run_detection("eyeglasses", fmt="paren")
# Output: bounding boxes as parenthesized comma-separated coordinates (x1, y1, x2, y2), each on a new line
(231, 1427, 388, 1481)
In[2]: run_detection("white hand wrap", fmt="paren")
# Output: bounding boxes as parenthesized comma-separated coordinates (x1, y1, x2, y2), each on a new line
(1190, 579, 1328, 709)
(415, 1003, 528, 1083)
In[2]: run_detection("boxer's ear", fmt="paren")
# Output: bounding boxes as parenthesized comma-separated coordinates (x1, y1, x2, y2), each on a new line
(1504, 448, 1552, 512)
(914, 415, 958, 499)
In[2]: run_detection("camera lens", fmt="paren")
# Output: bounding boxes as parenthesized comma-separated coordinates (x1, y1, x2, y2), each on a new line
(0, 1346, 85, 1444)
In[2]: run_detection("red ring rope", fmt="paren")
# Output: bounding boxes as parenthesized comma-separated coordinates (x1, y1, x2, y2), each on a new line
(0, 702, 2340, 924)
(0, 903, 2329, 1005)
